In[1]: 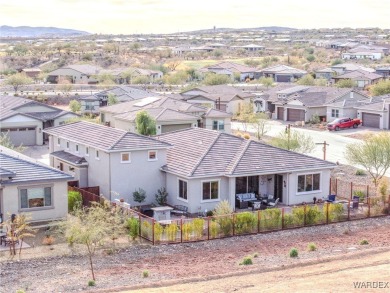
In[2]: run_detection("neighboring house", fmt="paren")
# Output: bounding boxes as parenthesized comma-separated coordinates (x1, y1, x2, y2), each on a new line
(0, 146, 72, 222)
(330, 63, 375, 75)
(199, 62, 257, 81)
(256, 65, 307, 82)
(21, 68, 41, 80)
(238, 44, 265, 52)
(100, 68, 163, 84)
(0, 95, 78, 146)
(180, 84, 255, 114)
(375, 66, 390, 78)
(44, 121, 172, 203)
(79, 86, 156, 114)
(99, 96, 233, 133)
(46, 64, 102, 84)
(355, 95, 390, 129)
(332, 70, 382, 89)
(157, 128, 336, 213)
(314, 67, 336, 80)
(341, 45, 388, 60)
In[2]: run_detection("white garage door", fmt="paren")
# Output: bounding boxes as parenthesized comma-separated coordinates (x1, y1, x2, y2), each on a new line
(362, 113, 380, 128)
(161, 124, 192, 133)
(0, 127, 36, 146)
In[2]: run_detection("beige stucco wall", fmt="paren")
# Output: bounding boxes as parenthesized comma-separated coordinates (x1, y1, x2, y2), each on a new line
(1, 181, 69, 222)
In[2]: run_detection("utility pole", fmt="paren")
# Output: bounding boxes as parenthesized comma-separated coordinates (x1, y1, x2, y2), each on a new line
(316, 141, 329, 160)
(285, 124, 291, 150)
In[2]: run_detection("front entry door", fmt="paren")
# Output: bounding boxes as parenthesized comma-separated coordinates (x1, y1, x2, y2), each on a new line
(274, 175, 283, 203)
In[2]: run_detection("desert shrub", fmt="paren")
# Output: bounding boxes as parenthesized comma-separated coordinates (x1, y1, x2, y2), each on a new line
(213, 200, 233, 215)
(291, 206, 305, 225)
(165, 223, 178, 241)
(305, 205, 324, 225)
(192, 218, 205, 239)
(283, 214, 295, 227)
(142, 270, 149, 278)
(141, 221, 152, 239)
(154, 223, 164, 242)
(209, 221, 219, 238)
(213, 200, 233, 236)
(326, 203, 344, 222)
(369, 197, 386, 216)
(307, 243, 317, 251)
(235, 212, 257, 234)
(377, 177, 388, 197)
(155, 187, 168, 206)
(289, 248, 299, 258)
(360, 239, 369, 245)
(355, 169, 365, 176)
(253, 252, 259, 258)
(240, 256, 253, 265)
(261, 208, 282, 230)
(353, 190, 366, 202)
(310, 114, 321, 124)
(16, 290, 26, 293)
(182, 222, 193, 241)
(127, 217, 140, 240)
(88, 280, 96, 286)
(243, 133, 251, 140)
(68, 191, 82, 213)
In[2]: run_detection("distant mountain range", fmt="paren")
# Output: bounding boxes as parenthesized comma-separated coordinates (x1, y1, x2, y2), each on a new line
(0, 25, 90, 38)
(183, 26, 297, 34)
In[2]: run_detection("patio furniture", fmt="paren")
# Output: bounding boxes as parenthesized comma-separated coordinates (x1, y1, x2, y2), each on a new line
(235, 193, 256, 208)
(251, 201, 262, 211)
(325, 194, 336, 203)
(171, 205, 188, 217)
(267, 198, 279, 208)
(350, 196, 360, 211)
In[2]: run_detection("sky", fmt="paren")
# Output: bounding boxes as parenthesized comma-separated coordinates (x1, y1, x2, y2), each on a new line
(1, 0, 389, 35)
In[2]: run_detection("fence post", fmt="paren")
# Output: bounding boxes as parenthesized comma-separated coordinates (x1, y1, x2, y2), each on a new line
(336, 178, 338, 195)
(304, 204, 307, 226)
(257, 210, 260, 233)
(329, 178, 332, 194)
(350, 182, 353, 200)
(152, 219, 155, 245)
(180, 218, 183, 243)
(366, 185, 369, 202)
(281, 208, 285, 229)
(326, 203, 329, 224)
(347, 200, 351, 220)
(232, 214, 235, 236)
(138, 214, 141, 239)
(368, 197, 371, 218)
(207, 217, 210, 240)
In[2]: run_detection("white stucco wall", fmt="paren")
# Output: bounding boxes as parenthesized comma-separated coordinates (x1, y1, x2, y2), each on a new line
(203, 117, 232, 133)
(0, 115, 43, 145)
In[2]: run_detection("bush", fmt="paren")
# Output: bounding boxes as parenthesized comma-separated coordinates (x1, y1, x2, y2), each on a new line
(235, 212, 257, 234)
(307, 243, 317, 251)
(213, 200, 234, 236)
(353, 190, 366, 202)
(42, 235, 55, 245)
(192, 218, 205, 239)
(243, 133, 251, 140)
(261, 208, 282, 230)
(253, 252, 259, 258)
(240, 256, 253, 265)
(155, 187, 168, 206)
(133, 188, 146, 204)
(209, 221, 219, 238)
(154, 223, 164, 242)
(141, 221, 152, 239)
(165, 223, 178, 241)
(326, 203, 344, 222)
(68, 191, 82, 213)
(88, 280, 96, 286)
(360, 239, 369, 245)
(127, 217, 140, 240)
(289, 248, 299, 258)
(355, 169, 365, 176)
(143, 270, 149, 278)
(182, 222, 193, 241)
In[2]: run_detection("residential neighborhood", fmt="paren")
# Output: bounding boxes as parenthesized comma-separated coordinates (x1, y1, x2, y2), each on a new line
(1, 1, 390, 291)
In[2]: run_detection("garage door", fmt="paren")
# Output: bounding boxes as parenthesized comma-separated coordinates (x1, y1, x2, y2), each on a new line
(161, 124, 192, 133)
(287, 109, 305, 122)
(277, 107, 284, 120)
(276, 75, 291, 82)
(0, 127, 36, 146)
(362, 113, 380, 128)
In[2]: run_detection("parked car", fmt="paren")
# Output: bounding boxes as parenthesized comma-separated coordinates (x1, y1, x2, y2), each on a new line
(327, 117, 361, 131)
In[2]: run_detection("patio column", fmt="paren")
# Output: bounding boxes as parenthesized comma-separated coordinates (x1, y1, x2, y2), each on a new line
(228, 177, 236, 211)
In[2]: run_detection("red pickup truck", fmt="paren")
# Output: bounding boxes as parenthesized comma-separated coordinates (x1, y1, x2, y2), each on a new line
(327, 117, 362, 131)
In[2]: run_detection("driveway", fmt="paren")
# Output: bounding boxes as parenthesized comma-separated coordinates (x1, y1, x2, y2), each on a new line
(232, 120, 390, 176)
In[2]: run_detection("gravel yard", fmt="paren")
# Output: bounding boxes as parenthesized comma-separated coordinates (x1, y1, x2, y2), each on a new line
(1, 216, 390, 292)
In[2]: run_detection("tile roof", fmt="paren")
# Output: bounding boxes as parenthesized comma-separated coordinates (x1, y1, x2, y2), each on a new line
(50, 151, 88, 165)
(333, 70, 382, 80)
(63, 64, 102, 75)
(203, 61, 257, 73)
(114, 107, 198, 122)
(158, 128, 335, 178)
(0, 147, 72, 184)
(259, 65, 307, 75)
(331, 63, 375, 73)
(43, 121, 171, 152)
(80, 86, 156, 102)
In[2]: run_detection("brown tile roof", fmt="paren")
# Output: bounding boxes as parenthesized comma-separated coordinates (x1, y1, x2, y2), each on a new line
(43, 121, 171, 152)
(158, 128, 335, 178)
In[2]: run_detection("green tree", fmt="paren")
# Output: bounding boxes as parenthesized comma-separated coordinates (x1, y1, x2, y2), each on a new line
(270, 129, 315, 154)
(163, 70, 188, 85)
(369, 80, 390, 96)
(250, 112, 270, 140)
(306, 54, 315, 62)
(2, 214, 35, 256)
(331, 59, 343, 66)
(107, 93, 119, 106)
(235, 101, 255, 132)
(346, 133, 390, 187)
(132, 75, 150, 85)
(296, 74, 315, 86)
(335, 79, 355, 88)
(203, 73, 231, 85)
(69, 100, 81, 113)
(0, 132, 25, 152)
(5, 73, 33, 92)
(259, 77, 274, 89)
(135, 110, 156, 135)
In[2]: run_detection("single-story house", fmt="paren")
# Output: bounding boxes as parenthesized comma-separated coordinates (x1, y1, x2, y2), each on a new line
(255, 65, 307, 82)
(0, 95, 79, 146)
(330, 63, 375, 75)
(21, 68, 41, 80)
(0, 146, 73, 222)
(332, 70, 382, 89)
(199, 62, 257, 81)
(46, 64, 102, 84)
(314, 67, 336, 80)
(375, 66, 390, 78)
(158, 128, 336, 213)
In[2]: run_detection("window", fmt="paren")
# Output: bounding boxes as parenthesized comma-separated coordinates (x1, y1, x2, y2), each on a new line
(202, 181, 219, 201)
(331, 109, 339, 118)
(57, 138, 60, 146)
(236, 176, 259, 194)
(75, 144, 79, 153)
(121, 152, 131, 163)
(20, 187, 52, 209)
(212, 120, 225, 131)
(297, 173, 321, 193)
(85, 147, 89, 156)
(96, 150, 100, 160)
(66, 141, 70, 149)
(148, 150, 157, 161)
(101, 113, 105, 123)
(178, 179, 188, 200)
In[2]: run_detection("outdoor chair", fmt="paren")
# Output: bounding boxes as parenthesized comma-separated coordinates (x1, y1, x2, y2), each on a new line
(325, 194, 336, 203)
(350, 196, 360, 211)
(267, 198, 279, 208)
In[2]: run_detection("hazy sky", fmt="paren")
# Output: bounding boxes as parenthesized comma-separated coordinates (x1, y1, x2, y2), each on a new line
(1, 0, 389, 34)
